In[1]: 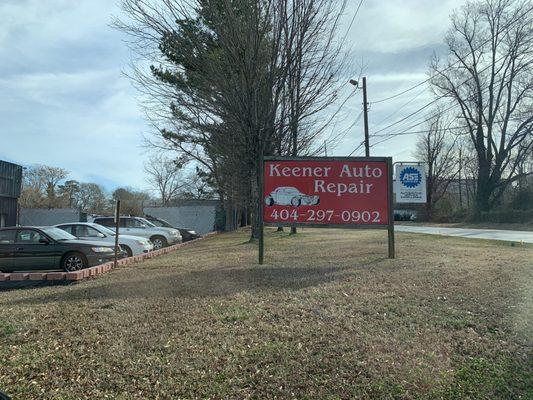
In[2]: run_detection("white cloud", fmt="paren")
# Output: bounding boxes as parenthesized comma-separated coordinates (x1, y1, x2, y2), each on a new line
(0, 0, 466, 189)
(345, 0, 465, 52)
(0, 0, 151, 189)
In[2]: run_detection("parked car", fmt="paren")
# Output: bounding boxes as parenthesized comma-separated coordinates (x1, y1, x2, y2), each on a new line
(265, 186, 320, 206)
(0, 226, 116, 272)
(144, 215, 200, 242)
(55, 222, 154, 257)
(91, 216, 182, 250)
(394, 210, 418, 221)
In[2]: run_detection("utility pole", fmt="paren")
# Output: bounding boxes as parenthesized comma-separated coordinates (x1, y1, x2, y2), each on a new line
(114, 199, 121, 269)
(458, 147, 463, 208)
(362, 77, 370, 157)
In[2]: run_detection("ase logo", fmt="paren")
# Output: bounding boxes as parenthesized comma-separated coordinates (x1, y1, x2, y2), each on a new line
(399, 167, 422, 188)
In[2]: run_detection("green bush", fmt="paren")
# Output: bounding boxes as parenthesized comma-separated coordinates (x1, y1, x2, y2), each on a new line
(476, 209, 533, 223)
(508, 188, 533, 210)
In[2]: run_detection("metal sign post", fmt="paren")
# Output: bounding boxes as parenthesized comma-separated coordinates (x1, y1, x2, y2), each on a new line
(259, 156, 395, 263)
(114, 200, 121, 268)
(387, 158, 395, 258)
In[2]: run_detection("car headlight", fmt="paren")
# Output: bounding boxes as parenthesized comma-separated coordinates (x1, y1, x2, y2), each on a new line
(188, 231, 197, 235)
(172, 230, 180, 236)
(136, 240, 147, 245)
(92, 247, 114, 253)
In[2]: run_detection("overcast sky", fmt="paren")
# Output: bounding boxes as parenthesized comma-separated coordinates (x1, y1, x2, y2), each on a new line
(0, 0, 465, 192)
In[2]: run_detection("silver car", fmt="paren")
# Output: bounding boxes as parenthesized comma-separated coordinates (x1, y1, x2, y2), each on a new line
(91, 216, 182, 250)
(265, 186, 320, 207)
(55, 222, 154, 257)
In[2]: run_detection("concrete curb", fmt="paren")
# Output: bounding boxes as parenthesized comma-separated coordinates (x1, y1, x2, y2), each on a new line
(0, 232, 219, 282)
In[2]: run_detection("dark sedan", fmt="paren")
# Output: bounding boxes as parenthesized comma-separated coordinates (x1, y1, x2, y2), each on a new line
(0, 227, 116, 273)
(144, 215, 200, 242)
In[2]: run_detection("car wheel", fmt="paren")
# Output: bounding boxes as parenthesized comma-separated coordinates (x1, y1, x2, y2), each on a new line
(121, 245, 133, 257)
(61, 252, 87, 272)
(151, 236, 167, 250)
(0, 390, 11, 400)
(265, 196, 274, 206)
(291, 197, 301, 206)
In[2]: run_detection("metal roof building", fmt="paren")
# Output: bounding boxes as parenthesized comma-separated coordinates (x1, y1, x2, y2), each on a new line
(0, 160, 23, 227)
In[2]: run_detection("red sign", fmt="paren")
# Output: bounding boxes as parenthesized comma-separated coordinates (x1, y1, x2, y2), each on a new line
(263, 158, 390, 226)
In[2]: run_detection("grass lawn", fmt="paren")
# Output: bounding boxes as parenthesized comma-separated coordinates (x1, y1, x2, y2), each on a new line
(0, 229, 532, 399)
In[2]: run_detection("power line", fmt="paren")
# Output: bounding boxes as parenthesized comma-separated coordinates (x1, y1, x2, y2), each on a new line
(372, 80, 429, 105)
(346, 5, 533, 156)
(370, 4, 533, 105)
(368, 48, 515, 141)
(371, 124, 471, 138)
(372, 85, 428, 127)
(371, 96, 441, 136)
(341, 0, 365, 44)
(348, 140, 365, 156)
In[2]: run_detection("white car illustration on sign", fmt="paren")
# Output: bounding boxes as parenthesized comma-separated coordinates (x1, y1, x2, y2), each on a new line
(265, 186, 320, 206)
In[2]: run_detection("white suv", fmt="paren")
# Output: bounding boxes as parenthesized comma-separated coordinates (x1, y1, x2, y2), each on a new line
(92, 216, 182, 249)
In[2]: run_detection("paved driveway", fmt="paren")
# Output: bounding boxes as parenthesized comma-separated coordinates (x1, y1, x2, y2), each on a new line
(395, 225, 533, 244)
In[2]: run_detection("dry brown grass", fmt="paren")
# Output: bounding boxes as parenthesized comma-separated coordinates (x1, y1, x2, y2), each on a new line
(0, 228, 532, 399)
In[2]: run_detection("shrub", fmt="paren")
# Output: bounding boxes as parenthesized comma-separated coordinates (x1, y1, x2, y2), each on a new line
(475, 209, 533, 223)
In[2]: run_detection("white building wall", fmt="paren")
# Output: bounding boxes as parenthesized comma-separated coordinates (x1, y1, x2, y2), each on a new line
(20, 208, 83, 226)
(144, 204, 217, 235)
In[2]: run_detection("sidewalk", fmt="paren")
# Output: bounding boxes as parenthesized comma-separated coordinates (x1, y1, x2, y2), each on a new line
(395, 225, 533, 244)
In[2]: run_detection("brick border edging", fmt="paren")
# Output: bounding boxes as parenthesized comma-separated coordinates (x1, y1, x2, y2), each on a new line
(0, 232, 220, 282)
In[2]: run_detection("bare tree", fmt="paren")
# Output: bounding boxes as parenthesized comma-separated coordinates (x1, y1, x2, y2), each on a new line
(58, 180, 81, 208)
(415, 111, 458, 217)
(144, 153, 187, 205)
(430, 0, 533, 214)
(179, 170, 215, 200)
(76, 183, 109, 214)
(20, 164, 69, 208)
(112, 187, 152, 216)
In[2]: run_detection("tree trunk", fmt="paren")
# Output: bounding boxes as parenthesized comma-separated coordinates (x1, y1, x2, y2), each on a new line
(250, 172, 261, 240)
(225, 198, 235, 231)
(475, 161, 492, 216)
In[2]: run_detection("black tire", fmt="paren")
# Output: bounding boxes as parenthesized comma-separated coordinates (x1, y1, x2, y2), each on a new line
(150, 236, 167, 250)
(265, 196, 274, 206)
(291, 197, 301, 207)
(121, 245, 133, 257)
(61, 252, 87, 272)
(0, 390, 11, 400)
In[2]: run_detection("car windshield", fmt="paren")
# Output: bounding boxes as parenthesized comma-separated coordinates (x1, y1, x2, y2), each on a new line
(41, 227, 77, 241)
(93, 224, 116, 236)
(149, 218, 173, 228)
(137, 217, 156, 227)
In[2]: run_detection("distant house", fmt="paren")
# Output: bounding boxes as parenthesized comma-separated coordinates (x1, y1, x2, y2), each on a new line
(0, 160, 23, 227)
